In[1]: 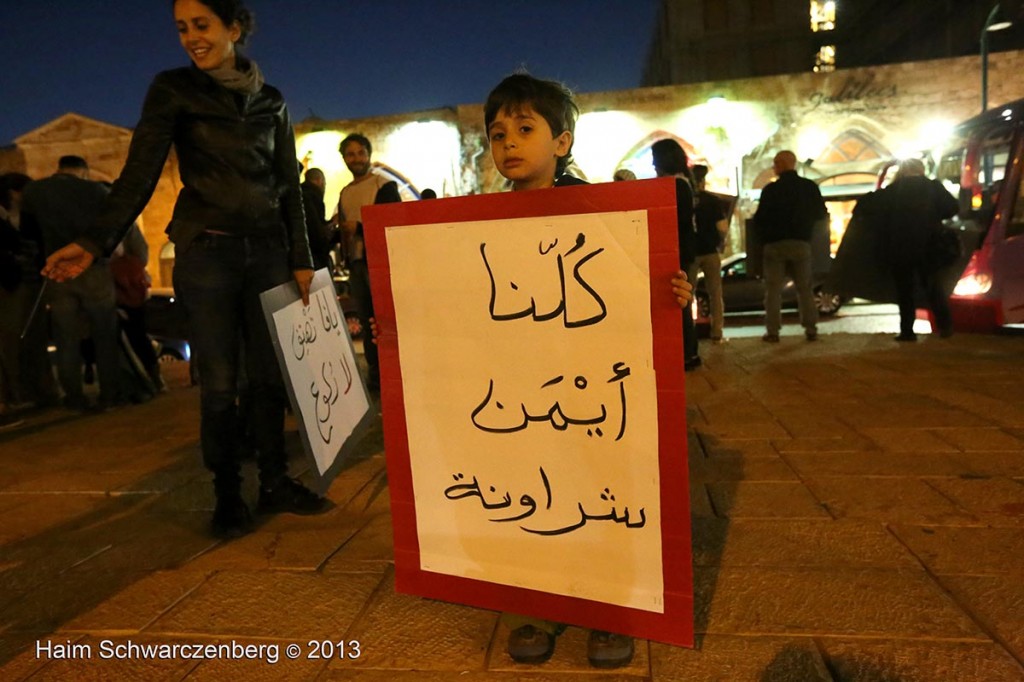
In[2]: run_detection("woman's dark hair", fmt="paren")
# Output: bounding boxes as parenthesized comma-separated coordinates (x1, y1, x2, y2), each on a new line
(651, 138, 691, 179)
(484, 73, 579, 177)
(173, 0, 255, 45)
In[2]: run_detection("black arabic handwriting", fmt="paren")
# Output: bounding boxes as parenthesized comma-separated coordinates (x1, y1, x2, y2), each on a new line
(470, 362, 630, 439)
(311, 360, 341, 444)
(443, 473, 645, 535)
(480, 232, 607, 328)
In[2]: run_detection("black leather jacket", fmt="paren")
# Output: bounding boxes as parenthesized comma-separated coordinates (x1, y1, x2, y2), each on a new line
(83, 62, 312, 270)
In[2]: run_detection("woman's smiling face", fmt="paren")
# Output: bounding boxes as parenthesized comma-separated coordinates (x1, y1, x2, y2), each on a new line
(174, 0, 241, 71)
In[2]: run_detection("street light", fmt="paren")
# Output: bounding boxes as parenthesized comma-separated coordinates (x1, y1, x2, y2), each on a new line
(982, 3, 1014, 112)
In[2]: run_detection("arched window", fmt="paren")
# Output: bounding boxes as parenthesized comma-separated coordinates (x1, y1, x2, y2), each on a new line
(816, 130, 889, 165)
(615, 131, 705, 180)
(373, 163, 421, 201)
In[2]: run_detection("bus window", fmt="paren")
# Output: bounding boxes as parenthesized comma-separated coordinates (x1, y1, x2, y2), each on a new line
(973, 129, 1013, 214)
(1009, 172, 1024, 239)
(937, 149, 964, 199)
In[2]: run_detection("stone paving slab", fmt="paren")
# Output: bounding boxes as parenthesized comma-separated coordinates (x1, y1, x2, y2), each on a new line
(935, 427, 1024, 451)
(0, 495, 110, 545)
(820, 639, 1024, 681)
(949, 451, 1024, 478)
(60, 569, 213, 634)
(147, 571, 385, 641)
(781, 450, 968, 478)
(691, 519, 918, 569)
(650, 635, 831, 681)
(890, 525, 1024, 575)
(688, 454, 797, 482)
(806, 477, 979, 524)
(706, 481, 831, 519)
(698, 437, 779, 459)
(695, 566, 985, 639)
(338, 571, 497, 673)
(926, 478, 1024, 527)
(187, 525, 363, 572)
(937, 574, 1024, 661)
(859, 428, 961, 452)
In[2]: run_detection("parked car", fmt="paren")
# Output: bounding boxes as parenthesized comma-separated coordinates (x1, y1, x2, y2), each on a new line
(693, 252, 844, 323)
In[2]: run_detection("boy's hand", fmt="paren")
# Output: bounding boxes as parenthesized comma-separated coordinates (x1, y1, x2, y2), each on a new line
(671, 270, 693, 309)
(369, 317, 379, 345)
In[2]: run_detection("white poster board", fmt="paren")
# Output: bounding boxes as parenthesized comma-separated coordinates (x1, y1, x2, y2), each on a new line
(261, 268, 373, 493)
(387, 211, 664, 613)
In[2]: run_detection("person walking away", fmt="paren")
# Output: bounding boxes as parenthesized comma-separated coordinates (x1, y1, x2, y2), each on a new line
(880, 158, 958, 341)
(691, 164, 729, 342)
(651, 138, 701, 370)
(21, 156, 125, 410)
(753, 150, 825, 342)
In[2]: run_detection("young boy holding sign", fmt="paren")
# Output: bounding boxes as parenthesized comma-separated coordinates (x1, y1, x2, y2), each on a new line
(483, 73, 692, 668)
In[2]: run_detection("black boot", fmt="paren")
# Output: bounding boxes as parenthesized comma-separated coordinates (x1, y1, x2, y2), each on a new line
(210, 490, 253, 539)
(257, 476, 328, 515)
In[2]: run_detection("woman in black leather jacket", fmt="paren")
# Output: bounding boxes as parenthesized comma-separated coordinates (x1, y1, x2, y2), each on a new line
(44, 0, 326, 538)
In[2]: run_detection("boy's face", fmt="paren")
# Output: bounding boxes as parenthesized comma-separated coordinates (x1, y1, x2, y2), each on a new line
(488, 105, 571, 191)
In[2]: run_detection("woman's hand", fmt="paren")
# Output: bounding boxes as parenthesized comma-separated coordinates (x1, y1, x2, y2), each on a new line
(368, 317, 379, 346)
(671, 270, 693, 309)
(293, 268, 314, 306)
(42, 243, 94, 282)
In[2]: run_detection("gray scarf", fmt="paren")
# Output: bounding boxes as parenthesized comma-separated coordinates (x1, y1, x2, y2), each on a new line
(206, 57, 264, 94)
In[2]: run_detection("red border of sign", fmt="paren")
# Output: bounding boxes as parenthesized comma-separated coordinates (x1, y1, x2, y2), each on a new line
(363, 177, 693, 647)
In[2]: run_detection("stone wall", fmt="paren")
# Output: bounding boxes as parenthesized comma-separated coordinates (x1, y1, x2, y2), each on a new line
(6, 51, 1024, 286)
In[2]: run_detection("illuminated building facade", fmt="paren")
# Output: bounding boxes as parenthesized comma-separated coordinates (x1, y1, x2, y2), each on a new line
(4, 50, 1024, 286)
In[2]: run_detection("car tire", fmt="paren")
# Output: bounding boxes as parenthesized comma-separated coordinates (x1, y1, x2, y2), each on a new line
(814, 286, 844, 316)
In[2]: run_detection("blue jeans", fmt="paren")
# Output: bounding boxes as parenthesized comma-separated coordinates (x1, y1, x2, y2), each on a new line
(174, 232, 292, 494)
(48, 265, 123, 406)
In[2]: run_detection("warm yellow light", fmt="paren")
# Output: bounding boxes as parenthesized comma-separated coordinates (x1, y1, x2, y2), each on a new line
(295, 130, 349, 209)
(575, 110, 647, 182)
(383, 121, 461, 196)
(954, 273, 992, 296)
(796, 128, 830, 161)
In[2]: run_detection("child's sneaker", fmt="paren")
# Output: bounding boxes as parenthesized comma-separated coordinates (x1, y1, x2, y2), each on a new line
(507, 625, 555, 664)
(587, 630, 634, 668)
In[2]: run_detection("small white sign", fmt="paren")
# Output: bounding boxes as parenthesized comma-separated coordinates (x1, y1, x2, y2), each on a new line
(261, 269, 372, 490)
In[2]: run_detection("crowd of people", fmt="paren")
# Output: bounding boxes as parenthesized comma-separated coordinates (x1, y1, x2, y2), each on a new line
(10, 0, 963, 671)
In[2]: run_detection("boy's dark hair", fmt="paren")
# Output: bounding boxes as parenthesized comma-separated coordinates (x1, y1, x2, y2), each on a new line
(58, 155, 88, 170)
(339, 133, 372, 157)
(484, 73, 579, 177)
(691, 164, 709, 185)
(173, 0, 256, 45)
(651, 138, 690, 179)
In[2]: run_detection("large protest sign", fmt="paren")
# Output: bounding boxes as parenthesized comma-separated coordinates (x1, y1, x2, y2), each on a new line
(363, 178, 692, 647)
(260, 268, 375, 494)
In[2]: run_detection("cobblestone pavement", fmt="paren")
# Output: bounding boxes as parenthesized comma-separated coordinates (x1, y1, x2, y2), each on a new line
(1, 332, 1023, 680)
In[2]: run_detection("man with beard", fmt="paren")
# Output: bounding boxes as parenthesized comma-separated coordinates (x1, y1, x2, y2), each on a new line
(336, 134, 400, 391)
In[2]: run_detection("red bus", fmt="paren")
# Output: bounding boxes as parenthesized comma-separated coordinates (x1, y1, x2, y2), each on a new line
(936, 100, 1024, 331)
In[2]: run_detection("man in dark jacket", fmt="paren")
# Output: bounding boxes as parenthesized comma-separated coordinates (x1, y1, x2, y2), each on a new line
(21, 156, 124, 410)
(753, 150, 826, 342)
(301, 167, 332, 271)
(881, 158, 959, 341)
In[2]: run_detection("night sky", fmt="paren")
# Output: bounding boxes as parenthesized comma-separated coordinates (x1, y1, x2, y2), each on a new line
(0, 0, 661, 146)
